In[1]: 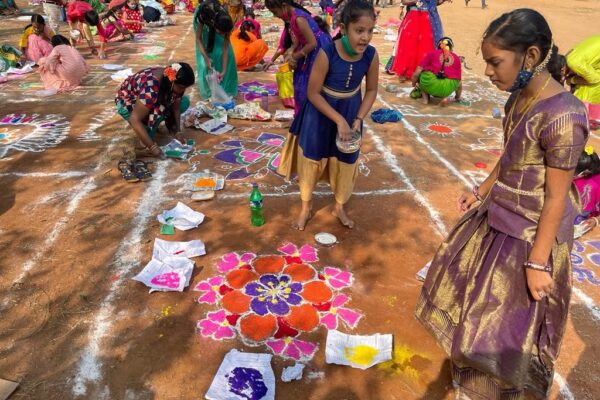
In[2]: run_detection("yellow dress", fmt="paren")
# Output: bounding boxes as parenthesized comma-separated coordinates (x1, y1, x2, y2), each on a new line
(566, 34, 600, 105)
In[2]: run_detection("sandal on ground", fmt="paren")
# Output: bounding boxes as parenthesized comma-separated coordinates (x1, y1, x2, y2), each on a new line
(132, 159, 152, 181)
(118, 160, 139, 182)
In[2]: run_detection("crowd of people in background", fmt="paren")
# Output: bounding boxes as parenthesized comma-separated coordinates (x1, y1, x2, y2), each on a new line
(1, 2, 600, 398)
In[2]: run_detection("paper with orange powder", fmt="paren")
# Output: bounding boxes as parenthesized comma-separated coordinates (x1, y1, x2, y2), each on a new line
(325, 330, 393, 370)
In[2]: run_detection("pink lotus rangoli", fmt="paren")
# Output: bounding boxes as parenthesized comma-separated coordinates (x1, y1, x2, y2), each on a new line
(194, 243, 362, 361)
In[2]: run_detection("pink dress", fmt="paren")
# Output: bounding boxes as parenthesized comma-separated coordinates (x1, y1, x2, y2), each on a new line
(574, 174, 600, 222)
(38, 44, 90, 91)
(20, 26, 55, 63)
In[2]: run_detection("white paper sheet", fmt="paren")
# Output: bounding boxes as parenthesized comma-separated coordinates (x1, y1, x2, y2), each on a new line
(132, 256, 194, 293)
(325, 330, 393, 370)
(157, 202, 205, 231)
(110, 68, 134, 82)
(206, 349, 275, 400)
(153, 238, 206, 260)
(274, 109, 294, 121)
(199, 118, 234, 135)
(102, 63, 125, 71)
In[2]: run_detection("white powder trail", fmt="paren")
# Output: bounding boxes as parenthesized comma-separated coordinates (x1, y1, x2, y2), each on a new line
(72, 162, 168, 397)
(364, 122, 447, 236)
(376, 94, 472, 188)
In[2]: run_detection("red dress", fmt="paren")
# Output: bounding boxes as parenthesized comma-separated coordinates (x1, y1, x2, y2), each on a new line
(66, 0, 93, 23)
(389, 9, 435, 79)
(121, 6, 143, 33)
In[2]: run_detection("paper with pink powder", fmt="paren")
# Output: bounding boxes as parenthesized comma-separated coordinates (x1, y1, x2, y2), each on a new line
(132, 256, 194, 293)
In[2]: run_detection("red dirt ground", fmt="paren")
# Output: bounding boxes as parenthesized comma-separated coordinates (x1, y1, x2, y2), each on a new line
(1, 1, 600, 399)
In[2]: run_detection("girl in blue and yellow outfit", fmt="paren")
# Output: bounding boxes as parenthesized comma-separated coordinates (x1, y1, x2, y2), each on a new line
(278, 0, 379, 230)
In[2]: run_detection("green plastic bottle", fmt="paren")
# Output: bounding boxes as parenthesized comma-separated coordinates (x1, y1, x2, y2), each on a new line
(250, 183, 264, 226)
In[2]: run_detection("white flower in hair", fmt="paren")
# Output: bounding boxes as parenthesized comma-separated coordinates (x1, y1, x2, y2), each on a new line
(171, 63, 182, 72)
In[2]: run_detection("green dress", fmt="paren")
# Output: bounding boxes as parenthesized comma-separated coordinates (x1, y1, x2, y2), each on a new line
(193, 6, 238, 100)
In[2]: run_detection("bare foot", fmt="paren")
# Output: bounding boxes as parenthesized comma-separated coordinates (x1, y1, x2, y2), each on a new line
(332, 205, 354, 229)
(420, 93, 430, 105)
(440, 98, 449, 107)
(292, 208, 313, 231)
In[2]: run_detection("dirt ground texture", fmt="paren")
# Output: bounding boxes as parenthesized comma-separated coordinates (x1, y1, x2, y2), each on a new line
(1, 0, 600, 399)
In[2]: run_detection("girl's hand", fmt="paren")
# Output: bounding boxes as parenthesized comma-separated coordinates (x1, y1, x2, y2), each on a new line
(150, 145, 165, 159)
(526, 268, 554, 301)
(216, 70, 224, 82)
(204, 56, 212, 71)
(287, 56, 297, 70)
(174, 133, 185, 143)
(457, 192, 478, 212)
(336, 119, 352, 141)
(351, 118, 362, 133)
(263, 59, 274, 71)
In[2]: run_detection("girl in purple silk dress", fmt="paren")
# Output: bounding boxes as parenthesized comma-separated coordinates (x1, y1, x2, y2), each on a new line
(263, 0, 332, 115)
(416, 9, 589, 399)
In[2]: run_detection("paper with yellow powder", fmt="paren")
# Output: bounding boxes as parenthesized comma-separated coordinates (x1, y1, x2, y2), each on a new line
(325, 330, 392, 370)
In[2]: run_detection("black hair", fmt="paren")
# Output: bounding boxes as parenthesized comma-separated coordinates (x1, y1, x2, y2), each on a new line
(244, 7, 255, 19)
(437, 36, 454, 51)
(196, 0, 232, 53)
(24, 13, 45, 32)
(265, 0, 328, 50)
(340, 0, 375, 27)
(51, 34, 71, 47)
(105, 2, 125, 19)
(483, 8, 562, 82)
(576, 150, 600, 177)
(158, 62, 195, 130)
(84, 10, 100, 26)
(331, 0, 374, 40)
(238, 20, 254, 42)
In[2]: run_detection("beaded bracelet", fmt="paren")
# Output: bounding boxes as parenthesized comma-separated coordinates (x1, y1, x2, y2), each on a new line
(523, 261, 552, 273)
(472, 185, 483, 202)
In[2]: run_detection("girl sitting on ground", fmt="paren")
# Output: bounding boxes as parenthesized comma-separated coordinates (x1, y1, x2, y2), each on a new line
(121, 0, 144, 33)
(19, 14, 55, 64)
(574, 146, 600, 237)
(234, 7, 262, 38)
(115, 62, 194, 158)
(100, 5, 134, 42)
(231, 20, 268, 71)
(410, 36, 462, 105)
(38, 34, 89, 92)
(278, 0, 378, 230)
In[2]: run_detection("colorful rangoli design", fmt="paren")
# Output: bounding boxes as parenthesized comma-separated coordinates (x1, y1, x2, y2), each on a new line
(195, 243, 362, 361)
(238, 80, 278, 101)
(0, 113, 70, 158)
(571, 240, 600, 286)
(421, 122, 457, 137)
(214, 132, 284, 180)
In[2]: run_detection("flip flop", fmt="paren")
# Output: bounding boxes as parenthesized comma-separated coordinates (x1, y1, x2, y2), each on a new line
(118, 160, 139, 183)
(132, 159, 152, 181)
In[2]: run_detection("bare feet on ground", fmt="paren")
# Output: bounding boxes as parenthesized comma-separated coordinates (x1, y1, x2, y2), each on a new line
(292, 206, 313, 231)
(332, 203, 354, 229)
